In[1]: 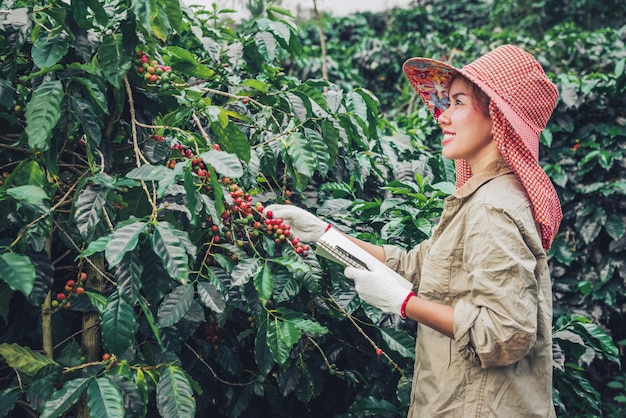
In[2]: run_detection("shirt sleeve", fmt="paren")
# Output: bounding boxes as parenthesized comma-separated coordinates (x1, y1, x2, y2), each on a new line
(383, 240, 431, 290)
(453, 203, 539, 368)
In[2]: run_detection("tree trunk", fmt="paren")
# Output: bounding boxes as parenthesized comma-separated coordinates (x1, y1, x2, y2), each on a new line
(76, 256, 106, 418)
(41, 238, 53, 358)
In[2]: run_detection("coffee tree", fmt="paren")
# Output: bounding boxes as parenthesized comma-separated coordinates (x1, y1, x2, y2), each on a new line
(1, 1, 623, 417)
(0, 1, 434, 416)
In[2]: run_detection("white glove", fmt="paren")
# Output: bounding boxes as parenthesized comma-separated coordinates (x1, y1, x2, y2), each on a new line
(344, 261, 414, 317)
(264, 204, 327, 243)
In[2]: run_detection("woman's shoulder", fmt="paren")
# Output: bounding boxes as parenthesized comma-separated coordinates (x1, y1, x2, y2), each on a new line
(471, 173, 531, 213)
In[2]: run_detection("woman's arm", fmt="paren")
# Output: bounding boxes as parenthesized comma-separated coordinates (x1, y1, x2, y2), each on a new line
(404, 296, 454, 338)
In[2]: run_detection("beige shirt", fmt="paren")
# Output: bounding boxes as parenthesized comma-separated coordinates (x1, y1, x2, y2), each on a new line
(384, 158, 556, 417)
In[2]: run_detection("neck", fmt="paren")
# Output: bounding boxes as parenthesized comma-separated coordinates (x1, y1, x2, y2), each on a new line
(467, 144, 501, 175)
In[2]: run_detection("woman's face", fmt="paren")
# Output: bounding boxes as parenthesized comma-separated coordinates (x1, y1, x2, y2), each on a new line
(437, 77, 498, 171)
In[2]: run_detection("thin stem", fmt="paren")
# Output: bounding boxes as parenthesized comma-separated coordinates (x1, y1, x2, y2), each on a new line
(313, 0, 329, 86)
(326, 290, 405, 373)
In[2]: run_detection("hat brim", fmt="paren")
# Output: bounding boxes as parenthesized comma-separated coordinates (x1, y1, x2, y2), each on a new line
(402, 57, 458, 121)
(402, 57, 541, 159)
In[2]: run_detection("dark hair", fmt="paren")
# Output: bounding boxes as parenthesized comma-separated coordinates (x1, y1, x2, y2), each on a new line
(450, 74, 490, 117)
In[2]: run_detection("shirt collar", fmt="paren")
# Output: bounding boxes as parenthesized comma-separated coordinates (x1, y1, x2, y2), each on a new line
(452, 157, 514, 200)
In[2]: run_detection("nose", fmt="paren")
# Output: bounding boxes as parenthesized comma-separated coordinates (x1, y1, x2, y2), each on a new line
(437, 106, 450, 127)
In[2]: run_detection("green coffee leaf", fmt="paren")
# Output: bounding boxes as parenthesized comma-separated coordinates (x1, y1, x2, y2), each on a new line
(101, 291, 136, 356)
(157, 285, 194, 328)
(87, 377, 125, 418)
(40, 378, 92, 418)
(24, 80, 63, 151)
(0, 252, 36, 297)
(0, 343, 58, 376)
(156, 366, 196, 418)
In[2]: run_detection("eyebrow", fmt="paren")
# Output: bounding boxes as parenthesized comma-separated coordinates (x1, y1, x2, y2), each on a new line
(450, 92, 469, 100)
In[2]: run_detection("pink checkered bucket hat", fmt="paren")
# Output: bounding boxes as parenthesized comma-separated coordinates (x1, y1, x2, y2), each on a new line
(403, 45, 562, 250)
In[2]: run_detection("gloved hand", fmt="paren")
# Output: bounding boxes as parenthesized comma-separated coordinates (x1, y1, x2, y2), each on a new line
(344, 261, 414, 317)
(264, 204, 328, 243)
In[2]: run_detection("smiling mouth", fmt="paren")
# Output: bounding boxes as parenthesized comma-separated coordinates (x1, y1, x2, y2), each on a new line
(442, 133, 455, 144)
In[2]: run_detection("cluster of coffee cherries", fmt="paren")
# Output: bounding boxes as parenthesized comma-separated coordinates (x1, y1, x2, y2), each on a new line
(52, 272, 87, 310)
(204, 322, 222, 344)
(166, 141, 221, 179)
(214, 186, 311, 258)
(136, 51, 173, 84)
(160, 137, 308, 258)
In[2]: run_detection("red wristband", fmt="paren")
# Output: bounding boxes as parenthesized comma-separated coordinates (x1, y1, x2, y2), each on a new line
(400, 291, 415, 318)
(325, 223, 332, 232)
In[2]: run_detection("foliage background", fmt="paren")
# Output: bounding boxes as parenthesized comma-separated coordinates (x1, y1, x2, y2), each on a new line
(0, 0, 625, 417)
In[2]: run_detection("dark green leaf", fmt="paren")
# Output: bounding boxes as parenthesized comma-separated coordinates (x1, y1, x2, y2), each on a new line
(6, 185, 50, 214)
(379, 327, 415, 359)
(281, 132, 317, 178)
(70, 95, 102, 147)
(32, 30, 69, 68)
(87, 0, 108, 25)
(347, 396, 402, 415)
(157, 285, 194, 328)
(197, 282, 226, 313)
(572, 321, 620, 363)
(255, 32, 277, 62)
(156, 365, 196, 418)
(277, 361, 300, 397)
(12, 159, 45, 188)
(0, 386, 21, 417)
(0, 78, 16, 111)
(254, 320, 274, 375)
(216, 345, 243, 376)
(116, 252, 143, 305)
(0, 252, 36, 297)
(24, 80, 63, 151)
(105, 221, 147, 268)
(85, 291, 107, 314)
(278, 309, 327, 335)
(199, 149, 245, 178)
(304, 128, 330, 177)
(605, 214, 625, 241)
(266, 317, 290, 365)
(98, 34, 132, 89)
(161, 0, 183, 33)
(231, 257, 261, 287)
(152, 222, 191, 284)
(74, 184, 109, 241)
(107, 375, 145, 416)
(272, 271, 300, 304)
(0, 343, 58, 376)
(80, 235, 111, 258)
(40, 378, 91, 418)
(296, 82, 328, 114)
(138, 297, 164, 351)
(183, 163, 199, 227)
(253, 262, 273, 302)
(126, 164, 172, 181)
(208, 123, 250, 164)
(101, 291, 136, 356)
(579, 217, 602, 245)
(285, 92, 309, 122)
(87, 377, 125, 418)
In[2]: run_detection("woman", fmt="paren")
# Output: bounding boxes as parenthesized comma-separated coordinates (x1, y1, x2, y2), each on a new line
(267, 45, 561, 417)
